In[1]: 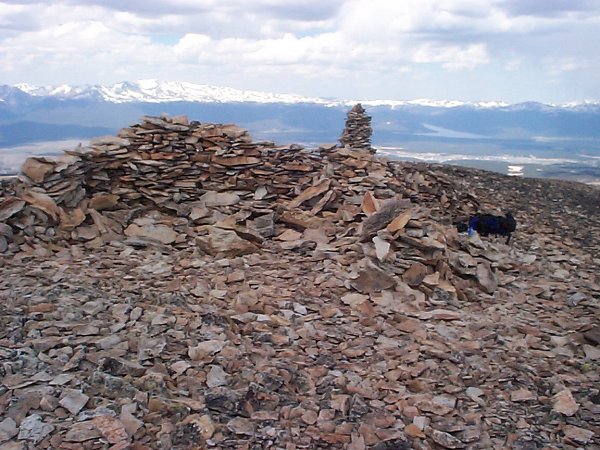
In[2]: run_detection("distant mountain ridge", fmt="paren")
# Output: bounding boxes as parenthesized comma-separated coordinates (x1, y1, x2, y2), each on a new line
(12, 80, 329, 105)
(4, 79, 600, 111)
(1, 80, 599, 184)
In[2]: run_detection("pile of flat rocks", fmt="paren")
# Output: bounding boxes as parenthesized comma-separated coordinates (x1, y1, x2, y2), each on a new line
(339, 104, 374, 153)
(0, 115, 598, 449)
(0, 115, 331, 254)
(0, 114, 474, 256)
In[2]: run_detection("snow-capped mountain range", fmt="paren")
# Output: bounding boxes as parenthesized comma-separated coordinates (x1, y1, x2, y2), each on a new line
(6, 79, 599, 110)
(1, 79, 599, 183)
(13, 79, 330, 105)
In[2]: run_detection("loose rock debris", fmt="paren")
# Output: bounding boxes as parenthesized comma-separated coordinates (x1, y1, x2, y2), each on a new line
(0, 112, 599, 449)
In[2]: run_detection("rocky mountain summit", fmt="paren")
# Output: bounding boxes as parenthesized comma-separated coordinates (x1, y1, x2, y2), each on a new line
(0, 110, 598, 449)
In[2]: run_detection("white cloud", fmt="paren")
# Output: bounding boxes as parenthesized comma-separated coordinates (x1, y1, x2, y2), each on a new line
(505, 58, 523, 72)
(0, 0, 599, 102)
(174, 33, 211, 56)
(544, 58, 585, 78)
(413, 43, 490, 70)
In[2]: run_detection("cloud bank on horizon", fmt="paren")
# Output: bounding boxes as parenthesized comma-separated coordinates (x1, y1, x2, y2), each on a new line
(1, 0, 599, 103)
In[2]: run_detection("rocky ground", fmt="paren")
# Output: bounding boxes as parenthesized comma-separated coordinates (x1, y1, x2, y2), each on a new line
(0, 116, 599, 449)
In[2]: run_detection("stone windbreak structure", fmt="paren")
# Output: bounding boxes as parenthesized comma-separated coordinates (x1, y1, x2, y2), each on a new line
(0, 113, 354, 252)
(0, 107, 442, 255)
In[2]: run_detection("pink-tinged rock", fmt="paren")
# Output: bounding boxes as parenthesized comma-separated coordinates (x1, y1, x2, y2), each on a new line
(276, 228, 303, 241)
(212, 155, 260, 166)
(476, 261, 497, 294)
(563, 425, 594, 444)
(196, 226, 259, 256)
(583, 344, 600, 360)
(21, 157, 55, 183)
(350, 265, 396, 293)
(301, 410, 319, 425)
(120, 404, 143, 437)
(63, 421, 102, 442)
(89, 194, 120, 211)
(386, 209, 412, 232)
(91, 415, 129, 444)
(170, 361, 191, 376)
(0, 417, 18, 442)
(20, 191, 60, 221)
(552, 389, 579, 416)
(510, 388, 536, 402)
(361, 191, 379, 216)
(402, 262, 428, 286)
(348, 432, 366, 450)
(227, 417, 255, 436)
(59, 389, 89, 415)
(59, 208, 86, 231)
(583, 325, 600, 345)
(206, 365, 229, 388)
(124, 223, 178, 244)
(288, 179, 331, 209)
(430, 429, 466, 448)
(419, 309, 461, 321)
(341, 293, 369, 308)
(188, 340, 226, 360)
(199, 191, 240, 207)
(72, 224, 99, 241)
(361, 198, 410, 240)
(406, 423, 426, 438)
(417, 395, 456, 416)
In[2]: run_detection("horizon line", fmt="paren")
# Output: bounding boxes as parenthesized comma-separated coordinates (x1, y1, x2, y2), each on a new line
(6, 79, 600, 107)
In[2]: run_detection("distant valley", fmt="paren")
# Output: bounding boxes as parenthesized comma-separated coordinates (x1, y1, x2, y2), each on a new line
(1, 80, 599, 184)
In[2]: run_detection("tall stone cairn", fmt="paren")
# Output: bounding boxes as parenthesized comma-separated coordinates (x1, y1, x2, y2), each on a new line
(339, 103, 374, 153)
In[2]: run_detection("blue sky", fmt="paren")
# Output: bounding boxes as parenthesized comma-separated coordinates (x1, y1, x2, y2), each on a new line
(1, 0, 599, 103)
